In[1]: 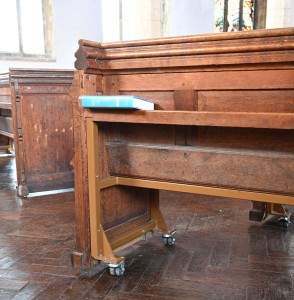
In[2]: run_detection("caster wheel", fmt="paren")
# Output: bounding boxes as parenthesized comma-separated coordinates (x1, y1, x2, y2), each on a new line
(278, 217, 290, 228)
(109, 267, 115, 276)
(162, 234, 175, 246)
(115, 267, 124, 276)
(108, 261, 125, 276)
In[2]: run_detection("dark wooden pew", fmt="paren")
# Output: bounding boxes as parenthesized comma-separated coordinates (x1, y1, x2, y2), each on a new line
(72, 27, 294, 274)
(0, 73, 13, 153)
(0, 69, 75, 196)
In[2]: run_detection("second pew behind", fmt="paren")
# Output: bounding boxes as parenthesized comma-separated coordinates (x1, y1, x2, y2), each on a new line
(0, 68, 75, 196)
(0, 73, 13, 153)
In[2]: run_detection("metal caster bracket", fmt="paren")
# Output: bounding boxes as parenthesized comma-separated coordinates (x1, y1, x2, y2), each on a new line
(278, 216, 291, 228)
(250, 202, 291, 229)
(108, 260, 125, 276)
(162, 230, 176, 246)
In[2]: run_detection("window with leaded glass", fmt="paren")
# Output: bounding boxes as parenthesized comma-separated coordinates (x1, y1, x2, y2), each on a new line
(215, 0, 258, 32)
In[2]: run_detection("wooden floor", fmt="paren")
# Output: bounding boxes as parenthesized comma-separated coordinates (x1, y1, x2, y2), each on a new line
(1, 155, 294, 299)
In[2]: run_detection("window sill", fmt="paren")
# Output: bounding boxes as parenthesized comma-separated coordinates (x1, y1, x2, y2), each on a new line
(0, 54, 56, 63)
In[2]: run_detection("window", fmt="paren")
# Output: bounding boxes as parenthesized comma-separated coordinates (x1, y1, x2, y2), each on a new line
(215, 0, 256, 32)
(0, 0, 53, 59)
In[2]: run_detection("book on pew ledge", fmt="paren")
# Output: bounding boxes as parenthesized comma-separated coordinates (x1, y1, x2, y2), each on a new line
(80, 95, 154, 110)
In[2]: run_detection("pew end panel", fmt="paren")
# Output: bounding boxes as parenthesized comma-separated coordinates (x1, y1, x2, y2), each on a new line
(72, 28, 294, 272)
(71, 72, 174, 270)
(1, 69, 75, 196)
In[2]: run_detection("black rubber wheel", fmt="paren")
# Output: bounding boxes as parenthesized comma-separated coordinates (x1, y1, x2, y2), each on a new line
(278, 218, 290, 228)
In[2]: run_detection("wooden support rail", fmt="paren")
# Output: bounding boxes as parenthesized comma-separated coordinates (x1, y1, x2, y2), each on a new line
(106, 142, 294, 196)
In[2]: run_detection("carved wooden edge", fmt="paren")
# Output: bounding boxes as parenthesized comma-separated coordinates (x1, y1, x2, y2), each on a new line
(9, 68, 75, 85)
(71, 71, 99, 270)
(80, 36, 294, 60)
(74, 27, 294, 73)
(81, 27, 294, 49)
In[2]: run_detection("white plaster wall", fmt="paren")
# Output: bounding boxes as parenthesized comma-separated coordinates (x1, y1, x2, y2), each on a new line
(102, 0, 162, 42)
(168, 0, 215, 36)
(102, 0, 216, 42)
(52, 0, 102, 68)
(266, 0, 294, 28)
(101, 0, 120, 42)
(122, 0, 162, 40)
(0, 0, 102, 72)
(285, 0, 294, 27)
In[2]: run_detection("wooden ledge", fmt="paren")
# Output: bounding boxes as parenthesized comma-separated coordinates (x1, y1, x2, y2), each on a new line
(86, 110, 294, 130)
(9, 69, 75, 85)
(0, 103, 11, 110)
(0, 130, 13, 138)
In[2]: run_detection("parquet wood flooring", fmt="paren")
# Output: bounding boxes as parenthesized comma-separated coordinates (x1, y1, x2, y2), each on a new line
(0, 156, 293, 299)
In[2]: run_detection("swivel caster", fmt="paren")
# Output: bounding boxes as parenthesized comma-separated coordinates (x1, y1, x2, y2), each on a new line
(278, 216, 291, 228)
(108, 260, 125, 276)
(162, 233, 176, 246)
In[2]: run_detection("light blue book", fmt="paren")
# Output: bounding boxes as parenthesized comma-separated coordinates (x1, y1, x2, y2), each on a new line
(80, 95, 154, 110)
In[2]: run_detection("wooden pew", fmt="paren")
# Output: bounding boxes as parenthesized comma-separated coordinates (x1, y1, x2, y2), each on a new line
(0, 69, 75, 196)
(0, 73, 13, 153)
(72, 28, 294, 274)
